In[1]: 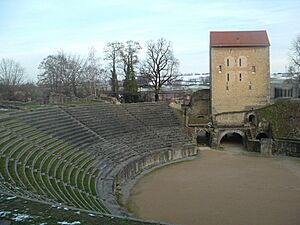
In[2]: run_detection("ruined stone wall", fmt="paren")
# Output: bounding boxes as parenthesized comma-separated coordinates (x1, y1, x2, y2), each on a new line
(211, 46, 270, 114)
(190, 89, 210, 115)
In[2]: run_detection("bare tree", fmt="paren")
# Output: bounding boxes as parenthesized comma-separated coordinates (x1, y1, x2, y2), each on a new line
(0, 58, 25, 100)
(121, 41, 141, 102)
(38, 51, 85, 97)
(288, 36, 300, 99)
(288, 35, 300, 83)
(140, 38, 179, 101)
(104, 42, 124, 98)
(0, 58, 24, 86)
(82, 47, 104, 96)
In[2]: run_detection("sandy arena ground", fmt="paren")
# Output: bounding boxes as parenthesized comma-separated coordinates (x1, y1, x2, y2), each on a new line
(128, 144, 300, 225)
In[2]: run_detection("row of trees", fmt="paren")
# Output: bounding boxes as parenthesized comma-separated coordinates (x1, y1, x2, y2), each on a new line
(38, 48, 104, 98)
(1, 36, 299, 103)
(37, 38, 179, 102)
(1, 38, 179, 102)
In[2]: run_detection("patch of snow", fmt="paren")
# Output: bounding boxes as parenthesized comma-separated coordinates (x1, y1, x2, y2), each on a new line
(74, 211, 80, 215)
(11, 213, 32, 222)
(88, 213, 95, 217)
(63, 207, 69, 210)
(57, 221, 81, 225)
(6, 196, 17, 200)
(0, 211, 11, 217)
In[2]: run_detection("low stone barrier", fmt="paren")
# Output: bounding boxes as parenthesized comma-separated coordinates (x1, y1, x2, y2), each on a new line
(273, 139, 300, 157)
(98, 143, 197, 215)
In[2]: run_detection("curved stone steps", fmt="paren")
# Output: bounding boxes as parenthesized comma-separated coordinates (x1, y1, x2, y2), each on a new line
(46, 146, 75, 178)
(24, 146, 58, 200)
(37, 151, 73, 205)
(28, 142, 79, 205)
(21, 146, 49, 196)
(46, 155, 80, 207)
(0, 136, 22, 155)
(74, 157, 98, 191)
(9, 141, 33, 188)
(49, 148, 97, 210)
(17, 145, 40, 194)
(79, 165, 109, 213)
(1, 128, 69, 204)
(52, 147, 106, 212)
(24, 131, 48, 142)
(18, 111, 68, 123)
(72, 158, 105, 211)
(5, 152, 40, 197)
(86, 166, 101, 196)
(58, 153, 96, 210)
(2, 140, 24, 185)
(0, 130, 12, 139)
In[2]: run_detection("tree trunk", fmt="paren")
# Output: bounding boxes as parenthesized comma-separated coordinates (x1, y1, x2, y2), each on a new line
(155, 92, 159, 102)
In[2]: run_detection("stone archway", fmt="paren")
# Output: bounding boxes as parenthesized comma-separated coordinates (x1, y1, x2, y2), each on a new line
(218, 129, 245, 147)
(246, 112, 256, 125)
(196, 129, 209, 145)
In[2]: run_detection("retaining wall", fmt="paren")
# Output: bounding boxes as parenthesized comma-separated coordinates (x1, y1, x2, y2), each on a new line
(99, 144, 197, 215)
(273, 139, 300, 157)
(214, 111, 245, 126)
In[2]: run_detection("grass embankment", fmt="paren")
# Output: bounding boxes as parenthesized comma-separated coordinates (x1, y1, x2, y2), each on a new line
(256, 100, 300, 139)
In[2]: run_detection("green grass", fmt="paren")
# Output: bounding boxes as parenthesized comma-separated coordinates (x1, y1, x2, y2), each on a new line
(256, 101, 300, 139)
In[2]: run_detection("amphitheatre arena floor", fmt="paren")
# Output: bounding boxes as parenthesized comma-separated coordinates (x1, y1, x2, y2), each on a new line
(128, 144, 300, 225)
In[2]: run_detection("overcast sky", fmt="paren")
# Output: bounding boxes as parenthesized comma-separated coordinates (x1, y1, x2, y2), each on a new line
(1, 0, 299, 81)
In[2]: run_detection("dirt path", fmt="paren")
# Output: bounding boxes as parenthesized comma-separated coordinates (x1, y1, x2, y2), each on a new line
(128, 146, 300, 225)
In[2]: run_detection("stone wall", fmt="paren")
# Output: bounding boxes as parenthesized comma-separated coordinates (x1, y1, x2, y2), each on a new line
(214, 111, 245, 126)
(190, 89, 210, 115)
(245, 139, 261, 152)
(272, 139, 300, 157)
(211, 46, 270, 114)
(116, 144, 197, 184)
(99, 144, 198, 215)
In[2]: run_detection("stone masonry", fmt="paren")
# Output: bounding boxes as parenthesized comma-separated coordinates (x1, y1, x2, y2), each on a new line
(210, 31, 270, 116)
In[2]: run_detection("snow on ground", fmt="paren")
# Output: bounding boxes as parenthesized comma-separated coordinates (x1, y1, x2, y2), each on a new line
(11, 213, 32, 222)
(57, 221, 81, 225)
(0, 211, 11, 217)
(6, 196, 17, 200)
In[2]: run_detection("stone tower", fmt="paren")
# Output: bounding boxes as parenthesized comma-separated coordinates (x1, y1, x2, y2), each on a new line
(210, 31, 270, 115)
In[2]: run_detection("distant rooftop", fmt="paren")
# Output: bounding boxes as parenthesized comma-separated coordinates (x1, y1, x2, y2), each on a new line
(210, 30, 270, 47)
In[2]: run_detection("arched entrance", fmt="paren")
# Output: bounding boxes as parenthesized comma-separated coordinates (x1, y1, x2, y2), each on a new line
(218, 130, 245, 149)
(197, 129, 209, 146)
(247, 113, 256, 125)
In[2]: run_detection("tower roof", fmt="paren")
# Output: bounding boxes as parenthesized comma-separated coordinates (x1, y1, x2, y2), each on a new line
(210, 30, 270, 47)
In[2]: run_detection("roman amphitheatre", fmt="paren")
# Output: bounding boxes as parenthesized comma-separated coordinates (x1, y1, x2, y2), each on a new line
(0, 31, 300, 225)
(0, 99, 299, 225)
